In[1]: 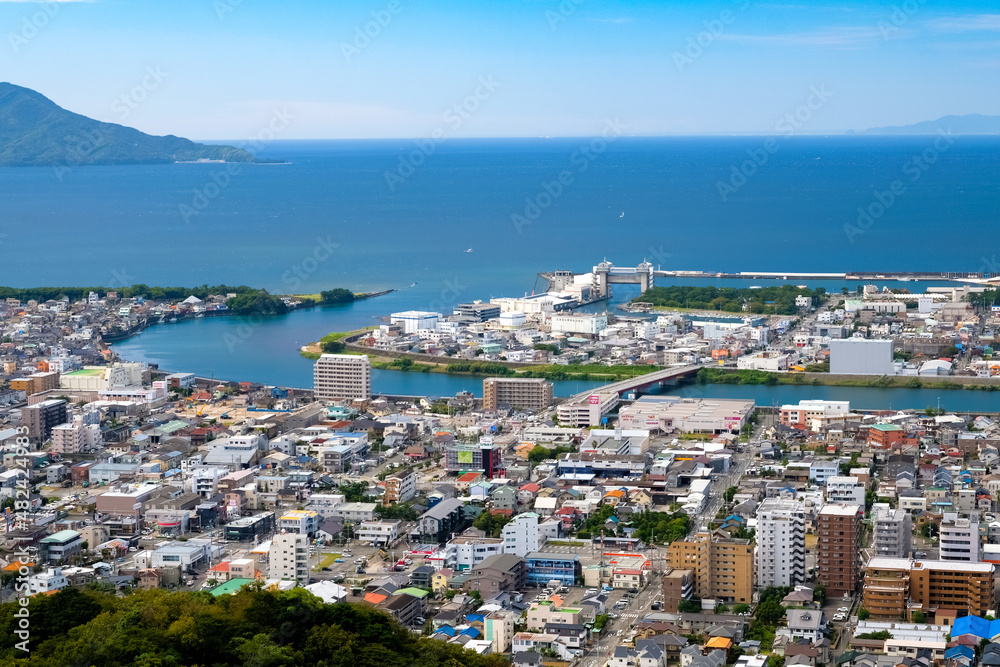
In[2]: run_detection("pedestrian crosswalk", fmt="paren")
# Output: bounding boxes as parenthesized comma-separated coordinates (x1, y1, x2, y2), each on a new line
(618, 612, 639, 619)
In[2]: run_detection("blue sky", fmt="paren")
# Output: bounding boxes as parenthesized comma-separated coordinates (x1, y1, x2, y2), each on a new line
(1, 0, 998, 139)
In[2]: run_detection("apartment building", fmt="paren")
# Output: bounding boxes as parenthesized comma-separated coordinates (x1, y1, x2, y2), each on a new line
(10, 371, 60, 396)
(356, 519, 400, 546)
(756, 498, 806, 588)
(780, 400, 851, 428)
(825, 476, 867, 506)
(940, 513, 981, 562)
(817, 503, 864, 597)
(864, 558, 994, 619)
(50, 415, 101, 454)
(278, 509, 320, 536)
(270, 532, 309, 585)
(482, 377, 554, 412)
(313, 354, 371, 401)
(872, 503, 913, 559)
(23, 399, 68, 442)
(382, 469, 416, 506)
(665, 531, 754, 604)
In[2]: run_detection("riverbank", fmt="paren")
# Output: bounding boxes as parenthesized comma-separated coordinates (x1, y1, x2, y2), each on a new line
(691, 367, 1000, 392)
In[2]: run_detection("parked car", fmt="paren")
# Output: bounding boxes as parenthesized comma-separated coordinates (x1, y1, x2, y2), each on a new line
(832, 613, 846, 622)
(837, 606, 850, 613)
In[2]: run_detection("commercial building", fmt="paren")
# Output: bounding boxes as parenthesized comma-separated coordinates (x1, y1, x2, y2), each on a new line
(817, 504, 864, 597)
(939, 513, 980, 562)
(225, 513, 276, 542)
(665, 532, 754, 604)
(872, 504, 913, 559)
(23, 399, 68, 442)
(445, 440, 501, 476)
(525, 553, 580, 586)
(780, 400, 851, 428)
(556, 391, 619, 427)
(382, 469, 416, 506)
(270, 532, 309, 585)
(313, 354, 371, 401)
(38, 530, 83, 563)
(829, 338, 895, 375)
(756, 498, 806, 588)
(483, 377, 554, 412)
(389, 310, 441, 333)
(863, 558, 994, 619)
(618, 395, 755, 434)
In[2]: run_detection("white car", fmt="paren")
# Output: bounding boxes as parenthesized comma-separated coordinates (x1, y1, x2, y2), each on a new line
(837, 607, 850, 613)
(832, 613, 846, 622)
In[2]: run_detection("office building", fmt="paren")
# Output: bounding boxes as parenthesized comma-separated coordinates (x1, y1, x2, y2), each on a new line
(10, 371, 60, 396)
(872, 504, 913, 559)
(445, 440, 501, 476)
(864, 558, 994, 619)
(269, 532, 309, 585)
(817, 504, 864, 597)
(780, 400, 851, 427)
(313, 354, 371, 401)
(556, 391, 619, 427)
(756, 498, 806, 588)
(940, 513, 981, 562)
(666, 531, 754, 604)
(454, 302, 501, 322)
(483, 377, 554, 412)
(23, 399, 68, 443)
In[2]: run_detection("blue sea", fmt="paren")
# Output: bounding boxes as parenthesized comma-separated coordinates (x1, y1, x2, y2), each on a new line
(3, 136, 998, 402)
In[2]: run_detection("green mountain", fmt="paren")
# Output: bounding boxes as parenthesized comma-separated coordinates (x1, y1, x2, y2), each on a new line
(853, 114, 1000, 135)
(0, 82, 259, 166)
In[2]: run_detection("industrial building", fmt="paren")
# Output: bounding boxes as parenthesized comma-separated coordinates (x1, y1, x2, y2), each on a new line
(829, 338, 895, 375)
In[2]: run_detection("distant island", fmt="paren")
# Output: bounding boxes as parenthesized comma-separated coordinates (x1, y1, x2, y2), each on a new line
(0, 82, 260, 167)
(851, 113, 1000, 135)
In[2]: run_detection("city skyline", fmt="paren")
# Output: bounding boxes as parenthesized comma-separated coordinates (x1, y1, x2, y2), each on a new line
(0, 0, 997, 140)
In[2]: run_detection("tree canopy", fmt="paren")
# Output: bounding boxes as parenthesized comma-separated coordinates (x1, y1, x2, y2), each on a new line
(0, 585, 507, 667)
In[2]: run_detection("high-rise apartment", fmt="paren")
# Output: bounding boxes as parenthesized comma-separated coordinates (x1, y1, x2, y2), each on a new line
(872, 503, 913, 559)
(483, 377, 554, 412)
(313, 354, 371, 401)
(269, 532, 309, 585)
(755, 498, 806, 588)
(665, 531, 754, 604)
(817, 503, 863, 597)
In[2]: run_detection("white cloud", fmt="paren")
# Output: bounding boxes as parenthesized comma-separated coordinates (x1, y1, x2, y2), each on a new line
(925, 14, 1000, 33)
(717, 25, 896, 48)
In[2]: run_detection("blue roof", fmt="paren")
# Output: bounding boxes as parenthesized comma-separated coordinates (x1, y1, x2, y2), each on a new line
(952, 615, 1000, 640)
(437, 626, 457, 636)
(459, 627, 481, 638)
(945, 646, 975, 660)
